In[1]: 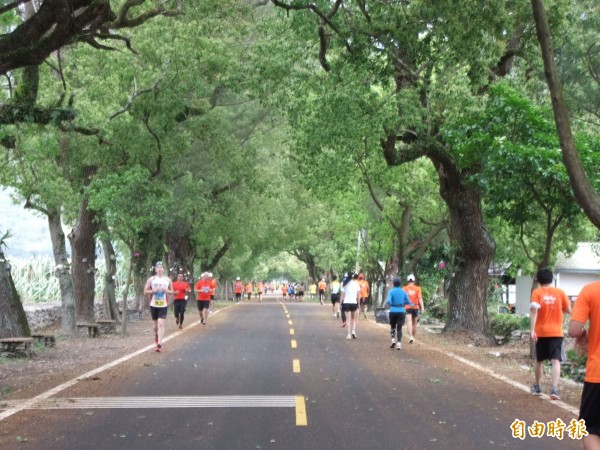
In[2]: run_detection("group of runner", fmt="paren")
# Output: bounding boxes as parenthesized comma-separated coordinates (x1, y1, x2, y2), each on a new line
(144, 266, 217, 352)
(233, 278, 265, 303)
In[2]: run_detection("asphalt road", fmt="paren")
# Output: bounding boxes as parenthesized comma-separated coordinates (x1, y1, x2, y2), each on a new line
(0, 299, 584, 449)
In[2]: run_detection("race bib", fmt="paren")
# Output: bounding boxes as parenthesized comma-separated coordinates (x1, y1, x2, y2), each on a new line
(153, 300, 166, 307)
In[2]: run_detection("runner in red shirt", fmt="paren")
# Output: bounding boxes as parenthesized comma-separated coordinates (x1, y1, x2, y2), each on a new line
(195, 272, 212, 325)
(172, 273, 191, 330)
(234, 277, 244, 304)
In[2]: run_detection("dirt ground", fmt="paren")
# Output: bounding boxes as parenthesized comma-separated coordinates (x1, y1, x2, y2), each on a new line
(0, 304, 584, 411)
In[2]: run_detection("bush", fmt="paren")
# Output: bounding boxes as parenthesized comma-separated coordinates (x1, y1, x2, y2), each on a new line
(489, 312, 522, 340)
(428, 299, 448, 321)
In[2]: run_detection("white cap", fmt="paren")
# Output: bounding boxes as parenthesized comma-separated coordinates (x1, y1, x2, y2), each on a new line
(407, 274, 415, 282)
(208, 272, 213, 277)
(236, 276, 240, 281)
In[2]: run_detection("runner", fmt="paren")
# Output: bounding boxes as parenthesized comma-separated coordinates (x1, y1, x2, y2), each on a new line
(281, 283, 288, 302)
(172, 273, 191, 330)
(387, 277, 413, 350)
(403, 274, 425, 343)
(234, 276, 244, 305)
(245, 281, 253, 302)
(297, 283, 305, 302)
(330, 275, 341, 319)
(568, 280, 600, 449)
(318, 278, 327, 305)
(194, 272, 212, 325)
(287, 283, 296, 302)
(358, 273, 370, 319)
(529, 268, 571, 399)
(143, 261, 174, 352)
(340, 273, 361, 339)
(257, 281, 264, 303)
(309, 281, 317, 302)
(209, 272, 218, 310)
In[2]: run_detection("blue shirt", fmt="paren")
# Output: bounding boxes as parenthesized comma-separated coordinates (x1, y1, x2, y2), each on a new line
(386, 287, 412, 313)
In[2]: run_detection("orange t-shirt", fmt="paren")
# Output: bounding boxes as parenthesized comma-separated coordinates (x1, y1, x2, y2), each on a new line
(318, 281, 326, 291)
(359, 279, 369, 298)
(234, 281, 244, 294)
(531, 286, 570, 337)
(245, 283, 253, 294)
(172, 281, 190, 300)
(210, 279, 218, 294)
(571, 281, 600, 383)
(195, 279, 212, 301)
(257, 282, 264, 293)
(403, 284, 421, 310)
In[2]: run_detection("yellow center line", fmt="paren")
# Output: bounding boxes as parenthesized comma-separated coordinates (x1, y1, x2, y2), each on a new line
(288, 320, 293, 325)
(293, 359, 301, 373)
(291, 340, 297, 348)
(286, 314, 290, 319)
(290, 329, 295, 335)
(295, 395, 307, 426)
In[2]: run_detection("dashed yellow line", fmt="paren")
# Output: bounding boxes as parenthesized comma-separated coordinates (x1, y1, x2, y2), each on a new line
(293, 359, 301, 373)
(288, 320, 293, 325)
(295, 395, 307, 426)
(290, 329, 295, 335)
(291, 340, 297, 348)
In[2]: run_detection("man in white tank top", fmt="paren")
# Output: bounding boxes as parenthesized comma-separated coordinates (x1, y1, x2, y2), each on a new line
(143, 261, 174, 352)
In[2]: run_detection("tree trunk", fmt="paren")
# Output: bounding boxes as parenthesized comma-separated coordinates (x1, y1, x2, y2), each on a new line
(439, 172, 495, 339)
(166, 230, 196, 278)
(100, 228, 120, 322)
(120, 253, 135, 336)
(531, 0, 600, 229)
(69, 167, 99, 322)
(0, 248, 30, 338)
(47, 209, 77, 336)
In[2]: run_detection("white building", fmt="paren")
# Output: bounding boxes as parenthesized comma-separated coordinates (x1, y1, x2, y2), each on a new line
(554, 242, 600, 299)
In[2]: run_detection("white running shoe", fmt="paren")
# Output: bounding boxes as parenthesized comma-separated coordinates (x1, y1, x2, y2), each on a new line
(397, 342, 402, 350)
(409, 336, 415, 344)
(346, 334, 352, 340)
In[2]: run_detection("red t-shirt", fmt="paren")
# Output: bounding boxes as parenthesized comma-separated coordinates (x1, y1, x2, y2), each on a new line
(571, 281, 600, 382)
(172, 281, 190, 300)
(195, 279, 212, 301)
(531, 286, 570, 337)
(234, 281, 244, 294)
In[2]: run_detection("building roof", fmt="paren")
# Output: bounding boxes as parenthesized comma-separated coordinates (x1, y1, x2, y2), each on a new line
(555, 243, 600, 273)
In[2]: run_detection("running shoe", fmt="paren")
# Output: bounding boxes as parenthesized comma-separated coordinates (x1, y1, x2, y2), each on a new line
(550, 388, 560, 400)
(336, 312, 340, 319)
(179, 325, 183, 330)
(154, 334, 158, 345)
(352, 332, 357, 339)
(346, 334, 352, 340)
(397, 342, 402, 350)
(175, 317, 179, 325)
(333, 313, 337, 318)
(155, 344, 162, 353)
(390, 342, 396, 349)
(409, 336, 414, 344)
(530, 384, 542, 396)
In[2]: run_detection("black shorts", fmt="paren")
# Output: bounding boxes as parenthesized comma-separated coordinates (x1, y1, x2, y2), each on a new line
(197, 300, 211, 311)
(235, 293, 242, 300)
(298, 292, 304, 296)
(331, 293, 340, 304)
(342, 303, 358, 312)
(150, 306, 168, 320)
(406, 309, 419, 317)
(173, 299, 186, 315)
(319, 289, 325, 295)
(535, 337, 563, 362)
(210, 295, 215, 300)
(580, 382, 600, 436)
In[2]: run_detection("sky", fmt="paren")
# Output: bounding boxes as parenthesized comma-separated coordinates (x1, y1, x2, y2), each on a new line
(0, 188, 54, 258)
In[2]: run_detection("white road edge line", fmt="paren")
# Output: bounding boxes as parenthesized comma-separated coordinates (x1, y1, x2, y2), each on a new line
(0, 307, 230, 422)
(373, 321, 580, 416)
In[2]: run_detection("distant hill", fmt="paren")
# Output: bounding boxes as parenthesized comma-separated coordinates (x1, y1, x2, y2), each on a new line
(0, 189, 53, 258)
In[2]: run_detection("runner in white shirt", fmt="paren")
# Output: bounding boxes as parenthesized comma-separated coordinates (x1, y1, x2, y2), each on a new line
(143, 261, 174, 352)
(340, 273, 361, 339)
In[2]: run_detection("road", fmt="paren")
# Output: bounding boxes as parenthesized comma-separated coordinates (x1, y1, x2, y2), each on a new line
(0, 299, 584, 449)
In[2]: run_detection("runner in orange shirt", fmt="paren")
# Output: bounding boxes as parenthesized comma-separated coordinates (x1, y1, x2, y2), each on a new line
(172, 273, 191, 330)
(194, 272, 212, 325)
(281, 284, 287, 302)
(257, 281, 264, 303)
(234, 277, 244, 305)
(569, 280, 600, 449)
(529, 268, 571, 400)
(403, 274, 425, 343)
(245, 281, 253, 302)
(318, 279, 327, 305)
(358, 274, 370, 319)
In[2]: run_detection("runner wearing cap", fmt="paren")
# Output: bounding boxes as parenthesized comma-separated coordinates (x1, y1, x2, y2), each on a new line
(172, 273, 191, 330)
(403, 274, 425, 343)
(234, 277, 244, 304)
(143, 261, 174, 352)
(195, 272, 212, 325)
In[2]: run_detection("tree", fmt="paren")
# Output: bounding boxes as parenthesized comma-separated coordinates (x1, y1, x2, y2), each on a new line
(531, 0, 600, 228)
(0, 231, 30, 338)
